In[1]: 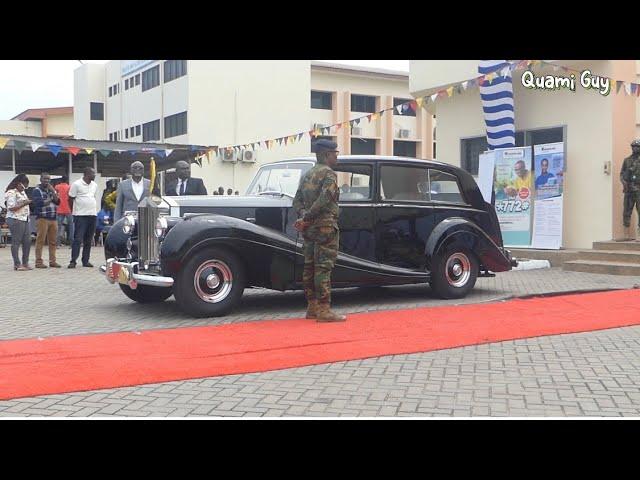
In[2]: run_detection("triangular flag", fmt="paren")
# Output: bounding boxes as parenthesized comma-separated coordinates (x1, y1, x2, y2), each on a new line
(367, 114, 373, 123)
(430, 93, 438, 102)
(446, 87, 454, 97)
(84, 148, 94, 155)
(372, 112, 380, 121)
(631, 84, 638, 96)
(396, 105, 403, 114)
(409, 101, 418, 112)
(164, 149, 174, 157)
(0, 137, 8, 149)
(461, 81, 469, 90)
(355, 118, 361, 125)
(98, 149, 111, 157)
(624, 83, 631, 96)
(616, 81, 624, 94)
(336, 123, 342, 131)
(13, 140, 27, 153)
(30, 142, 43, 153)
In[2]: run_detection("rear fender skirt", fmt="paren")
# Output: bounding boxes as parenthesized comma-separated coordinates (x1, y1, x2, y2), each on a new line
(425, 217, 511, 272)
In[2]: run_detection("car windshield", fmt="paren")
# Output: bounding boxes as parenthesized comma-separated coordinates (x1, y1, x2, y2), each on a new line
(245, 162, 313, 196)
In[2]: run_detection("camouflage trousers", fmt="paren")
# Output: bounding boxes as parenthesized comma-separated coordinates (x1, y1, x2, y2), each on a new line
(623, 191, 640, 227)
(302, 225, 339, 304)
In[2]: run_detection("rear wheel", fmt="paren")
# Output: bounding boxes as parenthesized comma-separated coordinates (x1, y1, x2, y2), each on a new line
(119, 284, 173, 303)
(429, 246, 478, 299)
(173, 247, 246, 318)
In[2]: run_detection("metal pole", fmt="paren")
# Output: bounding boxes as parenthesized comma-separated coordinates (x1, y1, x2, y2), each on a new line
(12, 148, 15, 173)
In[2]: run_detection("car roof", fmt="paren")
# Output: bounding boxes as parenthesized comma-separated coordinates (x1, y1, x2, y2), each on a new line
(267, 155, 457, 170)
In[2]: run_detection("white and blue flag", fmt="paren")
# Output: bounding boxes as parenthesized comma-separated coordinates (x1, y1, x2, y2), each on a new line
(478, 60, 515, 150)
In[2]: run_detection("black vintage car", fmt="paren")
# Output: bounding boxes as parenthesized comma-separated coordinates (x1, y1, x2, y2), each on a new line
(101, 156, 516, 317)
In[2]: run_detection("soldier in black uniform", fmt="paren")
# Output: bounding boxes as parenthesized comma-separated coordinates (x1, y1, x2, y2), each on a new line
(293, 139, 346, 322)
(621, 139, 640, 239)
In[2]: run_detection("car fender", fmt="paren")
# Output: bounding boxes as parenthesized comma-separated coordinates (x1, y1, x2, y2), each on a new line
(425, 217, 511, 272)
(160, 214, 299, 289)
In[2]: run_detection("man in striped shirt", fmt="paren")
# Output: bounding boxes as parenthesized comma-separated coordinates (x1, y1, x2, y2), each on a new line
(32, 172, 61, 268)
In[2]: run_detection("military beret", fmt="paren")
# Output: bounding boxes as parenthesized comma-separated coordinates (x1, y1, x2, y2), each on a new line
(314, 139, 338, 152)
(631, 139, 640, 147)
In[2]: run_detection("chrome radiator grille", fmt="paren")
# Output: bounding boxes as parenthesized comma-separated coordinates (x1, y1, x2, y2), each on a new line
(137, 202, 160, 267)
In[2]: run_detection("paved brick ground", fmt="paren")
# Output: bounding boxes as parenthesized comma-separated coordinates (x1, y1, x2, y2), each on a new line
(1, 245, 640, 417)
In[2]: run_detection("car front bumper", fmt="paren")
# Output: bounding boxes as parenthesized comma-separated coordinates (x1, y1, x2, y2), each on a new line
(100, 258, 174, 289)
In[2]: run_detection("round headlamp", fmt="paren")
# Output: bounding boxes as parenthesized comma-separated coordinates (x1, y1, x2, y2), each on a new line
(122, 214, 136, 234)
(155, 216, 168, 238)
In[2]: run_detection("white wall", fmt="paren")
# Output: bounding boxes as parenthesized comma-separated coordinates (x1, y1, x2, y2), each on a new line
(74, 64, 106, 140)
(427, 61, 616, 249)
(187, 60, 311, 193)
(45, 114, 73, 137)
(0, 120, 42, 136)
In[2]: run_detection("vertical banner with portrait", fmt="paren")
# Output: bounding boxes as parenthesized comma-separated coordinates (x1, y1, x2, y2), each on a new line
(493, 147, 534, 247)
(531, 142, 565, 249)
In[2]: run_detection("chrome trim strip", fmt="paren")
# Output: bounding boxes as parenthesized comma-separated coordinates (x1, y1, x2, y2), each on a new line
(101, 258, 174, 288)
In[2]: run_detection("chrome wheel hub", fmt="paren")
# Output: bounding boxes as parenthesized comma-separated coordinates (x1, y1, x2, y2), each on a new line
(445, 253, 471, 288)
(194, 260, 233, 303)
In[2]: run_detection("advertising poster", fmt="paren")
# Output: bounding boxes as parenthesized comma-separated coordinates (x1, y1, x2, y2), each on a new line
(531, 142, 565, 249)
(492, 147, 533, 247)
(533, 142, 564, 200)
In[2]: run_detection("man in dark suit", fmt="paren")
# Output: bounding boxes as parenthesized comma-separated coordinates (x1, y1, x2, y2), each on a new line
(165, 161, 208, 196)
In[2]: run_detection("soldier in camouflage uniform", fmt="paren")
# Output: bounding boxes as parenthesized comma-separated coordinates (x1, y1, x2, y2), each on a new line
(292, 139, 346, 322)
(621, 139, 640, 239)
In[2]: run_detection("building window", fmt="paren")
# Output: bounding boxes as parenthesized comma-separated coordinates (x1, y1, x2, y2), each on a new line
(129, 127, 135, 137)
(136, 125, 141, 136)
(351, 94, 377, 113)
(125, 129, 129, 139)
(143, 119, 160, 141)
(108, 86, 112, 97)
(351, 138, 377, 155)
(164, 60, 187, 83)
(125, 78, 129, 90)
(460, 128, 563, 176)
(393, 98, 416, 117)
(393, 140, 417, 158)
(142, 65, 160, 92)
(164, 111, 187, 139)
(108, 133, 112, 141)
(311, 91, 332, 110)
(90, 102, 104, 121)
(135, 74, 140, 86)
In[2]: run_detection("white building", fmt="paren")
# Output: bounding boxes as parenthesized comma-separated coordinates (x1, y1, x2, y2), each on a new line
(73, 60, 433, 193)
(409, 60, 639, 249)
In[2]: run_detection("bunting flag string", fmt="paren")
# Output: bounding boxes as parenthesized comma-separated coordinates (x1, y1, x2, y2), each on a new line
(2, 60, 639, 161)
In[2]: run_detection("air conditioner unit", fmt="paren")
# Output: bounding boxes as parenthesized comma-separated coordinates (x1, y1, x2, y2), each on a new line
(352, 126, 363, 136)
(398, 129, 411, 139)
(221, 149, 237, 163)
(241, 150, 256, 163)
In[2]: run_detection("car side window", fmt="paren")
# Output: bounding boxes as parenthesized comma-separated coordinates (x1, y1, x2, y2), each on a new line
(334, 164, 372, 201)
(429, 169, 466, 204)
(380, 164, 430, 202)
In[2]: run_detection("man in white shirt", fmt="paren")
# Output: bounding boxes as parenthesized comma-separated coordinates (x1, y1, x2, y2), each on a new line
(114, 161, 150, 222)
(68, 167, 98, 268)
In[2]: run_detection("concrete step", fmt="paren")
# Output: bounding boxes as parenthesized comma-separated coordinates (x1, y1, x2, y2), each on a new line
(593, 241, 640, 251)
(576, 250, 640, 263)
(563, 260, 640, 276)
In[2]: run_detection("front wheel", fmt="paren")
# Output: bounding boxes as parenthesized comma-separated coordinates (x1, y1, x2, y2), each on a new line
(429, 246, 478, 299)
(119, 284, 173, 303)
(173, 247, 246, 318)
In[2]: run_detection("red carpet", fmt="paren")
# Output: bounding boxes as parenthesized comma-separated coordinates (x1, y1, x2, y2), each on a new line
(1, 289, 640, 400)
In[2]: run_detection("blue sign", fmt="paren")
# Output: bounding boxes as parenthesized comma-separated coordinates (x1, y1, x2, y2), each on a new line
(121, 60, 155, 77)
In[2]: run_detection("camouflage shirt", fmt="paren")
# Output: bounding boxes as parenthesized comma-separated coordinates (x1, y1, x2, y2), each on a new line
(621, 154, 640, 192)
(293, 163, 340, 228)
